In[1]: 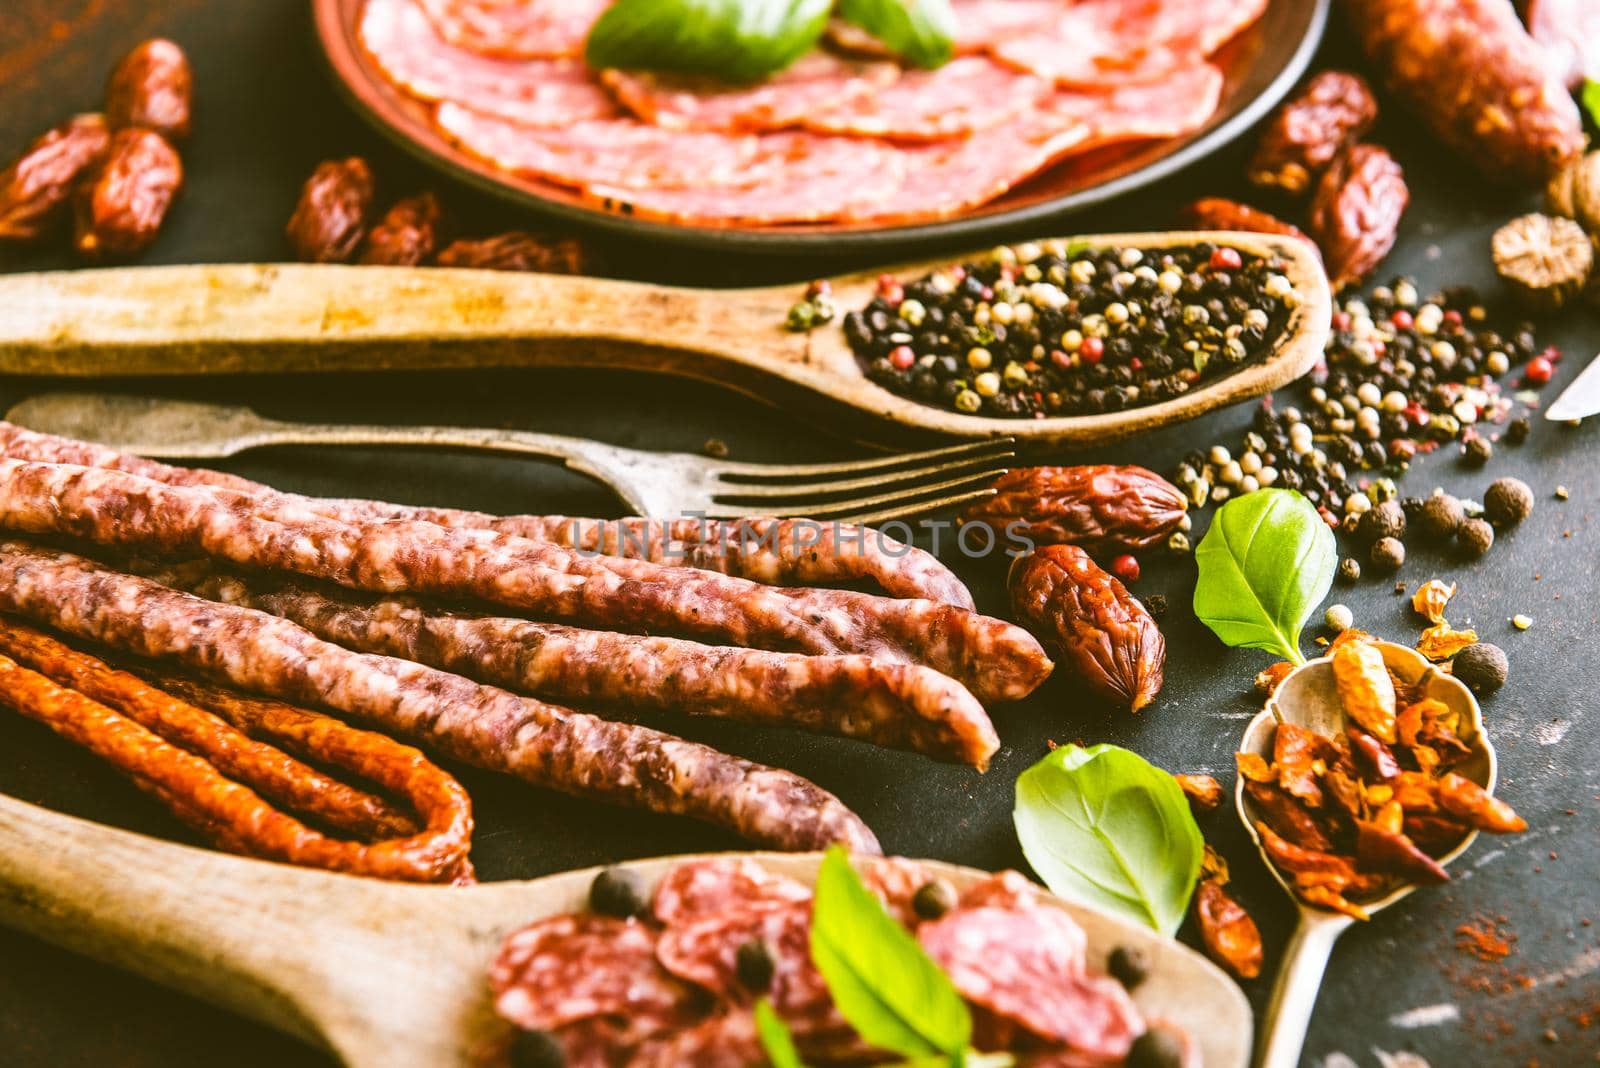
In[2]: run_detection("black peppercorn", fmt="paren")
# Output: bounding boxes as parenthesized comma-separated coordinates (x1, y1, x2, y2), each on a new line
(510, 1029, 566, 1068)
(1483, 477, 1533, 526)
(1417, 494, 1466, 543)
(589, 867, 649, 918)
(1371, 536, 1406, 572)
(1462, 434, 1493, 466)
(1452, 642, 1508, 694)
(1142, 593, 1169, 620)
(1457, 517, 1495, 558)
(1109, 944, 1152, 990)
(1505, 416, 1531, 444)
(735, 938, 776, 992)
(1128, 1027, 1187, 1068)
(1400, 496, 1426, 523)
(1338, 557, 1362, 583)
(912, 878, 959, 921)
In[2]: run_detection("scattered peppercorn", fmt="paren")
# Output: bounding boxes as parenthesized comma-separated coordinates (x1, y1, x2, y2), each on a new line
(1417, 493, 1466, 543)
(1483, 476, 1533, 526)
(1369, 536, 1405, 572)
(1127, 1027, 1188, 1068)
(1461, 433, 1493, 466)
(1505, 416, 1531, 444)
(912, 878, 959, 921)
(1456, 517, 1495, 559)
(1141, 593, 1169, 620)
(1338, 557, 1362, 583)
(1108, 944, 1152, 990)
(588, 867, 648, 918)
(845, 241, 1298, 419)
(1110, 554, 1141, 583)
(1355, 499, 1405, 545)
(509, 1028, 566, 1068)
(735, 938, 776, 992)
(1326, 603, 1354, 631)
(1452, 642, 1508, 694)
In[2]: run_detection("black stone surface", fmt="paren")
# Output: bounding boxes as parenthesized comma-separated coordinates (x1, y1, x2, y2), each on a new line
(0, 4, 1595, 1066)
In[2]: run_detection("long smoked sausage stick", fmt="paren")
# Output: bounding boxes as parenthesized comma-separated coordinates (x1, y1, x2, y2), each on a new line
(146, 562, 1000, 768)
(0, 422, 976, 608)
(0, 458, 1050, 703)
(0, 541, 880, 854)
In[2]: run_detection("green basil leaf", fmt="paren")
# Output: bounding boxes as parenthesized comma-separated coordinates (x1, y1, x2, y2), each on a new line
(1192, 487, 1336, 666)
(585, 0, 832, 83)
(810, 847, 971, 1059)
(1013, 743, 1203, 936)
(1582, 79, 1600, 128)
(836, 0, 956, 68)
(755, 998, 808, 1068)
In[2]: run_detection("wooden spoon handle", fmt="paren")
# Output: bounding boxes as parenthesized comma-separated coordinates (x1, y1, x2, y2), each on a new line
(1254, 911, 1350, 1068)
(0, 264, 804, 377)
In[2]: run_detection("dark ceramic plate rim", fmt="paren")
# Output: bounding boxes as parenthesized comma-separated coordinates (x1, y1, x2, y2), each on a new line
(313, 0, 1330, 256)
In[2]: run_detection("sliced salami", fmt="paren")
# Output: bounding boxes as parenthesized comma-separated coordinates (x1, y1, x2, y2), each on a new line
(625, 1011, 764, 1068)
(361, 0, 617, 127)
(656, 899, 828, 1014)
(437, 106, 758, 190)
(956, 869, 1043, 910)
(992, 0, 1267, 86)
(489, 914, 698, 1036)
(585, 132, 909, 225)
(918, 905, 1143, 1061)
(828, 0, 1066, 55)
(1043, 64, 1225, 153)
(805, 56, 1050, 140)
(414, 0, 609, 59)
(652, 857, 810, 927)
(603, 50, 899, 132)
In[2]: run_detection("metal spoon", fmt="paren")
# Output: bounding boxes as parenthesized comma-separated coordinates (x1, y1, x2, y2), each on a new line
(1236, 641, 1499, 1068)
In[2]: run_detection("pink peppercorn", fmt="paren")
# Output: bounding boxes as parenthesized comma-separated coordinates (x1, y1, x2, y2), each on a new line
(1332, 311, 1352, 331)
(1442, 309, 1462, 328)
(1079, 336, 1105, 364)
(1390, 309, 1413, 330)
(1209, 246, 1242, 271)
(1050, 349, 1072, 370)
(1523, 354, 1553, 385)
(889, 345, 915, 370)
(1110, 554, 1140, 583)
(805, 279, 831, 299)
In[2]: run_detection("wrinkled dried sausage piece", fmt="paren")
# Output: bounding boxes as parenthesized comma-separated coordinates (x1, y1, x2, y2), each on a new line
(966, 465, 1187, 555)
(652, 857, 809, 927)
(1183, 197, 1316, 249)
(73, 127, 182, 258)
(0, 114, 111, 242)
(1346, 0, 1583, 186)
(1194, 880, 1262, 978)
(435, 231, 587, 273)
(1248, 71, 1378, 194)
(105, 38, 193, 141)
(1010, 545, 1161, 712)
(918, 904, 1142, 1060)
(490, 914, 698, 1038)
(358, 191, 444, 266)
(1308, 143, 1408, 291)
(286, 157, 375, 263)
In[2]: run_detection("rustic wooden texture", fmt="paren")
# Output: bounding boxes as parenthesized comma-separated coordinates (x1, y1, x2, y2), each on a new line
(0, 231, 1330, 448)
(0, 791, 1252, 1068)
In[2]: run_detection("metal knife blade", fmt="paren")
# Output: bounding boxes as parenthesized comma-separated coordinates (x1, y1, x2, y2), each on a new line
(1545, 352, 1600, 422)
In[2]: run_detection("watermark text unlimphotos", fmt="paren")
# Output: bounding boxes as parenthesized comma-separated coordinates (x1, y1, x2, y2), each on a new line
(570, 515, 1036, 560)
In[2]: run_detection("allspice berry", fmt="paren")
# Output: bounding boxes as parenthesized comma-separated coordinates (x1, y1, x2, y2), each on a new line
(1461, 434, 1493, 466)
(1417, 493, 1465, 543)
(1457, 517, 1495, 558)
(1483, 477, 1533, 526)
(1452, 642, 1508, 694)
(1355, 500, 1406, 546)
(1338, 557, 1362, 584)
(1371, 536, 1406, 572)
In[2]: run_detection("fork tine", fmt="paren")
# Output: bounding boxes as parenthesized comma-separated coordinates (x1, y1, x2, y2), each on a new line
(708, 452, 1012, 503)
(719, 468, 1007, 520)
(710, 438, 1016, 481)
(832, 488, 998, 526)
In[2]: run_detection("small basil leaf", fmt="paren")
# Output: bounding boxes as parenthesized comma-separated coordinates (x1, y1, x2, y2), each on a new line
(1192, 488, 1336, 666)
(836, 0, 956, 68)
(810, 847, 971, 1059)
(1013, 743, 1204, 936)
(1583, 78, 1600, 128)
(754, 998, 808, 1068)
(585, 0, 832, 84)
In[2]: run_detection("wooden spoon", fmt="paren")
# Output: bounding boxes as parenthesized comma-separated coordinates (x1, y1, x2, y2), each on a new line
(1236, 641, 1498, 1068)
(0, 790, 1253, 1067)
(0, 231, 1328, 449)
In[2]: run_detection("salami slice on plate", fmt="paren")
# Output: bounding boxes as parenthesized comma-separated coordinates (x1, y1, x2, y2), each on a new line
(652, 856, 810, 927)
(626, 1012, 765, 1068)
(489, 914, 697, 1036)
(361, 0, 617, 126)
(414, 0, 610, 59)
(1047, 64, 1225, 150)
(602, 51, 900, 132)
(655, 899, 830, 1013)
(436, 106, 760, 190)
(919, 904, 1144, 1061)
(806, 56, 1051, 140)
(829, 0, 1067, 55)
(993, 0, 1267, 86)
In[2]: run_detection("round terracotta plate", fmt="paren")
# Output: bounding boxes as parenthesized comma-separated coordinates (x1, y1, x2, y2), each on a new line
(313, 0, 1330, 254)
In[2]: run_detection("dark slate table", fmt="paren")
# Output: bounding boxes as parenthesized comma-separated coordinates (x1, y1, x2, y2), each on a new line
(0, 3, 1595, 1066)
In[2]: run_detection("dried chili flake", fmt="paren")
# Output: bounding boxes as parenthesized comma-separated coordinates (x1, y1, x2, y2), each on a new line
(1195, 880, 1263, 979)
(1418, 622, 1479, 661)
(1411, 579, 1456, 624)
(1175, 773, 1224, 812)
(1331, 639, 1397, 743)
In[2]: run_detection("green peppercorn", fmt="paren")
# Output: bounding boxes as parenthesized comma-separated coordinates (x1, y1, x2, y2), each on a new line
(785, 301, 816, 332)
(953, 388, 982, 413)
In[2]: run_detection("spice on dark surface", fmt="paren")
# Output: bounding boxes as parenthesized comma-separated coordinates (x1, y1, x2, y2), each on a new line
(1491, 213, 1593, 312)
(1457, 517, 1495, 559)
(1370, 536, 1405, 572)
(1457, 914, 1516, 961)
(1483, 477, 1534, 526)
(1338, 557, 1362, 583)
(1418, 493, 1467, 543)
(1452, 643, 1509, 694)
(1461, 433, 1493, 466)
(844, 241, 1299, 419)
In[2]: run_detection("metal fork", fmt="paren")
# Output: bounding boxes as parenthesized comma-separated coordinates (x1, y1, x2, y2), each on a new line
(4, 393, 1014, 523)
